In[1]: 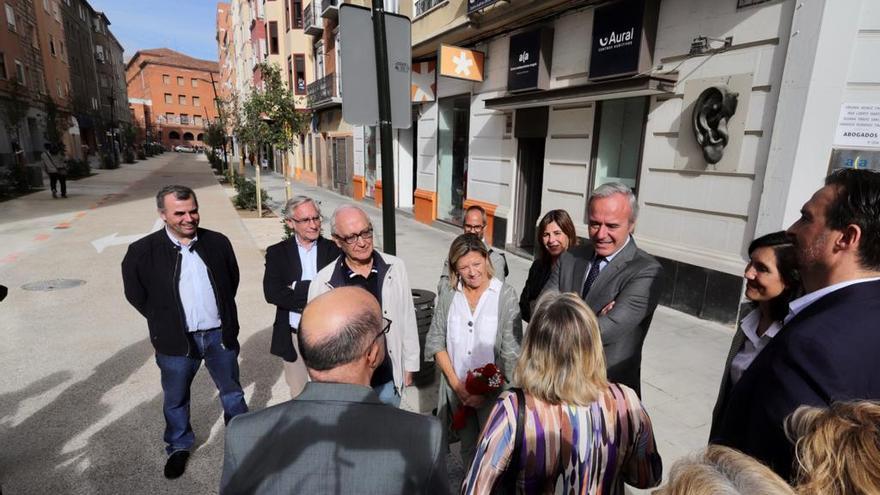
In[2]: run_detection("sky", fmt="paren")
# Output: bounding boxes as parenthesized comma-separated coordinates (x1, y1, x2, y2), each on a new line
(88, 0, 220, 62)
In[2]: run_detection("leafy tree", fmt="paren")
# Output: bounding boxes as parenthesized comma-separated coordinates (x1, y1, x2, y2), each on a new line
(204, 120, 226, 150)
(1, 79, 30, 149)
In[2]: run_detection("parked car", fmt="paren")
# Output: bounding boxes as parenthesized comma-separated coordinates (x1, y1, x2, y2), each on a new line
(174, 145, 196, 153)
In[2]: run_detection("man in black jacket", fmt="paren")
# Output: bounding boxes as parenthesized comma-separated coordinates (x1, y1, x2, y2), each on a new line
(263, 195, 340, 398)
(122, 185, 248, 480)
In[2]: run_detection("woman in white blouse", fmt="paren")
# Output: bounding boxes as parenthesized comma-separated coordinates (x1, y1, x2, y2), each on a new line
(424, 233, 523, 467)
(709, 231, 803, 440)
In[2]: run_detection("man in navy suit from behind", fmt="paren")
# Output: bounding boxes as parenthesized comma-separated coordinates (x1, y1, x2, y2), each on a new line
(713, 168, 880, 479)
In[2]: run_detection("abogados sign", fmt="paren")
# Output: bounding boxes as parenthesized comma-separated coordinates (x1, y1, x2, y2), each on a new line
(589, 0, 655, 80)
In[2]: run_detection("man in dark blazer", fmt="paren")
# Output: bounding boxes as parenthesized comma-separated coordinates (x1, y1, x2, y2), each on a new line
(221, 287, 448, 494)
(543, 183, 662, 396)
(263, 195, 340, 398)
(713, 169, 880, 480)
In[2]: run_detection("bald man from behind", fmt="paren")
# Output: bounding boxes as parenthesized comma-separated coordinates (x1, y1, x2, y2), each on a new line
(220, 287, 449, 495)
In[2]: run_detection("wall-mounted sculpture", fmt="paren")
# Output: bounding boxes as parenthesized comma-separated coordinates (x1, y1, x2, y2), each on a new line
(692, 85, 739, 164)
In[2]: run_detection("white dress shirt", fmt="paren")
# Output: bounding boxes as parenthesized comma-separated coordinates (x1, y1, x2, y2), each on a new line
(446, 278, 502, 381)
(166, 228, 222, 332)
(288, 239, 319, 329)
(729, 307, 782, 386)
(581, 235, 632, 287)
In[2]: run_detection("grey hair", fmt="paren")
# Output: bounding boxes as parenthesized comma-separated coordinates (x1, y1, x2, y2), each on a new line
(464, 205, 487, 225)
(156, 185, 198, 211)
(330, 203, 371, 236)
(297, 303, 382, 371)
(284, 195, 320, 220)
(589, 182, 638, 223)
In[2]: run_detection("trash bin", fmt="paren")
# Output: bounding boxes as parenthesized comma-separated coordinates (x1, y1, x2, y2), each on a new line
(412, 288, 436, 386)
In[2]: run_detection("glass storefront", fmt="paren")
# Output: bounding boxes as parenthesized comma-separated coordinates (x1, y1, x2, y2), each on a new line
(592, 97, 647, 192)
(365, 126, 378, 198)
(437, 95, 471, 224)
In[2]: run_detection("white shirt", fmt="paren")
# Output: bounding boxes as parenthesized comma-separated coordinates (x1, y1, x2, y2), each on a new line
(729, 307, 782, 386)
(582, 235, 632, 287)
(446, 278, 502, 381)
(784, 277, 880, 325)
(288, 238, 319, 329)
(166, 228, 222, 332)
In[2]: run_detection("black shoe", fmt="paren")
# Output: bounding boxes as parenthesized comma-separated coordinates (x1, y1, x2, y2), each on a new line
(52, 191, 57, 198)
(61, 194, 67, 198)
(163, 450, 190, 479)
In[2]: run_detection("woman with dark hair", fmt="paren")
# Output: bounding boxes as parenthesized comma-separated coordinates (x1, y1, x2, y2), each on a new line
(519, 209, 578, 321)
(709, 231, 803, 439)
(424, 233, 522, 467)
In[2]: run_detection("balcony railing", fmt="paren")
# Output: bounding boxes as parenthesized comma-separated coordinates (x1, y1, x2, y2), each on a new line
(321, 0, 338, 19)
(304, 2, 322, 35)
(307, 73, 341, 108)
(415, 0, 444, 17)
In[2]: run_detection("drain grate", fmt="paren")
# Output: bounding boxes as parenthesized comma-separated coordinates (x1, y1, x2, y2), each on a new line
(21, 279, 86, 291)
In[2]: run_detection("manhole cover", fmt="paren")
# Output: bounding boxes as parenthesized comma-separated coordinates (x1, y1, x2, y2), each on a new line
(21, 279, 86, 291)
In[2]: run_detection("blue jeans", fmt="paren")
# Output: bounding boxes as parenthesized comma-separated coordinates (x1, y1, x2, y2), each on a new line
(374, 379, 400, 408)
(155, 329, 248, 455)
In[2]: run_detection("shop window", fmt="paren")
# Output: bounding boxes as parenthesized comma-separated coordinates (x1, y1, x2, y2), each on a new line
(169, 131, 180, 140)
(436, 95, 471, 224)
(591, 97, 647, 193)
(197, 133, 204, 141)
(183, 132, 194, 140)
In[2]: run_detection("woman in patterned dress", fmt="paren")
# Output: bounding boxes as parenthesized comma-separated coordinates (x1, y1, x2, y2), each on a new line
(462, 292, 662, 494)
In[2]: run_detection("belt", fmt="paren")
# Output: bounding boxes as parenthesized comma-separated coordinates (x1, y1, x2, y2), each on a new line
(192, 327, 221, 333)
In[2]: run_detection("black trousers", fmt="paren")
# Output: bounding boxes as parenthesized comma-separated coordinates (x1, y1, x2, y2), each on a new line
(49, 173, 66, 196)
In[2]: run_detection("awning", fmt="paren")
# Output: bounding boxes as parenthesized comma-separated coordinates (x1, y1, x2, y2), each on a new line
(483, 75, 676, 110)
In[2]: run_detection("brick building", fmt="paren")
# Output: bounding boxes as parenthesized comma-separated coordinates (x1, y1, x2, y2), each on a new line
(125, 48, 220, 150)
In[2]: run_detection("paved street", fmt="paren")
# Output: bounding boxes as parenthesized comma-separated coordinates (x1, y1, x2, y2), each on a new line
(0, 153, 734, 493)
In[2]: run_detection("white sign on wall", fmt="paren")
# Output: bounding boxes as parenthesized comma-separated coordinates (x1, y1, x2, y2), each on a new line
(834, 103, 880, 148)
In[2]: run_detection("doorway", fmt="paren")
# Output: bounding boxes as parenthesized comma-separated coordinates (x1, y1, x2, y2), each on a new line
(513, 106, 549, 254)
(437, 95, 470, 225)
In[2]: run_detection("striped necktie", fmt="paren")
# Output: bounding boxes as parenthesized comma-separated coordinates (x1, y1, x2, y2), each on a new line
(581, 256, 605, 299)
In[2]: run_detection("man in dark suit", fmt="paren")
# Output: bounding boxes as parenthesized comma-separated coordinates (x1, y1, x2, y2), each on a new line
(543, 183, 662, 395)
(221, 286, 449, 494)
(713, 168, 880, 479)
(263, 195, 340, 398)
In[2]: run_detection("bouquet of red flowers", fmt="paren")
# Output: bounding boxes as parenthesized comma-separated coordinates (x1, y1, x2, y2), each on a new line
(451, 363, 506, 430)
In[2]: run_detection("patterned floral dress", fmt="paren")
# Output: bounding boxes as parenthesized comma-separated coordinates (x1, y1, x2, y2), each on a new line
(462, 383, 662, 494)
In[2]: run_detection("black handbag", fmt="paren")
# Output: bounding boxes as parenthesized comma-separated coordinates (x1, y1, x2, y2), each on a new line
(496, 388, 526, 494)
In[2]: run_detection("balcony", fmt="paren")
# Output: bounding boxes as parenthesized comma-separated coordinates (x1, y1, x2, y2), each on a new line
(415, 0, 444, 17)
(321, 0, 338, 19)
(307, 73, 341, 109)
(304, 2, 323, 36)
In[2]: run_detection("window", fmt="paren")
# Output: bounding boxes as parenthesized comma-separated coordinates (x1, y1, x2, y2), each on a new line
(28, 23, 37, 48)
(178, 95, 186, 105)
(180, 114, 190, 125)
(269, 21, 279, 55)
(192, 96, 200, 107)
(91, 97, 98, 110)
(294, 54, 306, 95)
(164, 93, 172, 104)
(43, 0, 50, 11)
(0, 53, 6, 79)
(5, 4, 16, 32)
(284, 0, 290, 30)
(194, 115, 203, 126)
(165, 112, 175, 123)
(99, 74, 108, 88)
(177, 76, 184, 86)
(287, 55, 293, 91)
(78, 4, 84, 20)
(292, 0, 302, 29)
(183, 131, 194, 140)
(56, 78, 62, 97)
(59, 40, 65, 61)
(95, 44, 104, 62)
(191, 78, 198, 88)
(49, 35, 57, 56)
(36, 68, 45, 94)
(14, 60, 24, 85)
(163, 74, 170, 85)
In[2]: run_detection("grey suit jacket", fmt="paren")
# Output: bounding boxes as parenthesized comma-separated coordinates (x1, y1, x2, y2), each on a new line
(221, 382, 449, 494)
(543, 239, 662, 395)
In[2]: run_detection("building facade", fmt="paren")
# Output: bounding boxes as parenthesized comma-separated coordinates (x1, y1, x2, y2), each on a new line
(125, 49, 220, 150)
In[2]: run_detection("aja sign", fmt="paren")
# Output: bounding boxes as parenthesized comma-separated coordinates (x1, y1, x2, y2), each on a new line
(507, 28, 554, 92)
(589, 0, 648, 80)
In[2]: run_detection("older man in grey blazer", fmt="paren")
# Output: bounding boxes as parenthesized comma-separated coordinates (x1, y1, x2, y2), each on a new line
(543, 183, 662, 396)
(220, 287, 448, 494)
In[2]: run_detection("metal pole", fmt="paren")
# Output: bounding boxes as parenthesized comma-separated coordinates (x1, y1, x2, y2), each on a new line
(256, 146, 263, 218)
(209, 73, 230, 175)
(371, 0, 396, 255)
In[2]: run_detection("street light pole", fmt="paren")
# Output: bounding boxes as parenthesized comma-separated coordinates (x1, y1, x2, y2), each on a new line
(371, 0, 396, 255)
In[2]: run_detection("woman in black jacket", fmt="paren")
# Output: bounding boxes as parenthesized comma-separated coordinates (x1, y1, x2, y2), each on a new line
(519, 209, 578, 322)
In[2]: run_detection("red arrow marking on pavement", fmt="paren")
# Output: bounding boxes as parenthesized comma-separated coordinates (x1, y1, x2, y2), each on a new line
(34, 234, 50, 241)
(0, 253, 20, 264)
(55, 223, 71, 230)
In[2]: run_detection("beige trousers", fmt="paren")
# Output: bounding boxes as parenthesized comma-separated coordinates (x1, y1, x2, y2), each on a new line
(281, 335, 309, 398)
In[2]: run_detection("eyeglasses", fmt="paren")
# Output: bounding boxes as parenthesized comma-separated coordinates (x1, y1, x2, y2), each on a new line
(335, 228, 374, 245)
(291, 215, 321, 224)
(463, 223, 485, 233)
(373, 317, 392, 343)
